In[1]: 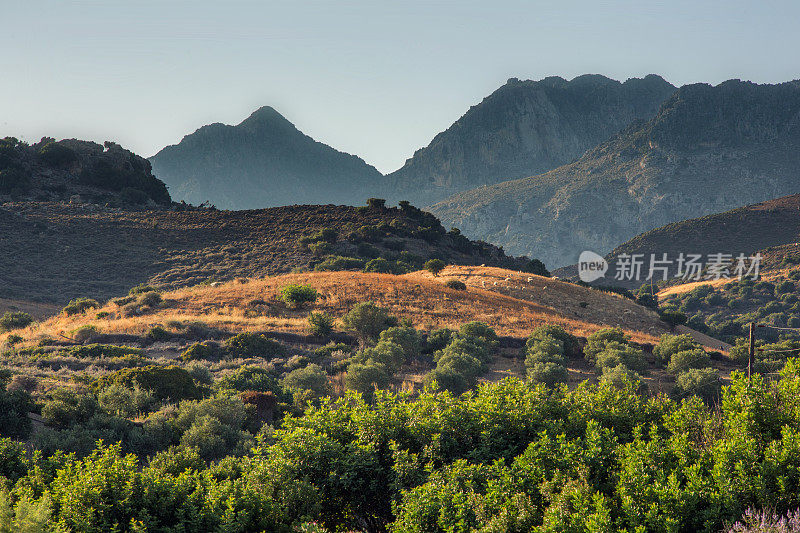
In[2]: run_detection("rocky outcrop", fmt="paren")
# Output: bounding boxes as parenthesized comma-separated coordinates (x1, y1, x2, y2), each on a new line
(0, 137, 170, 205)
(429, 79, 800, 269)
(383, 74, 676, 206)
(149, 106, 383, 209)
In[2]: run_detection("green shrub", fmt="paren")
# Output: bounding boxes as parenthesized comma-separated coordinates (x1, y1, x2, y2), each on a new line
(0, 387, 33, 439)
(0, 311, 33, 332)
(366, 198, 386, 209)
(313, 342, 352, 359)
(97, 365, 200, 402)
(526, 336, 566, 366)
(0, 437, 28, 482)
(659, 309, 688, 328)
(64, 344, 142, 359)
(674, 367, 720, 403)
(524, 258, 550, 277)
(71, 324, 100, 343)
(363, 258, 398, 274)
(666, 349, 710, 374)
(216, 366, 279, 394)
(137, 291, 162, 308)
(341, 302, 397, 343)
(424, 259, 446, 276)
(129, 284, 158, 296)
(425, 328, 454, 353)
(308, 311, 335, 336)
(653, 334, 701, 366)
(345, 361, 390, 398)
(594, 342, 647, 373)
(423, 366, 470, 395)
(584, 327, 628, 363)
(357, 340, 407, 372)
(314, 256, 365, 272)
(283, 364, 331, 406)
(527, 362, 569, 386)
(445, 279, 467, 290)
(38, 141, 77, 166)
(41, 387, 99, 428)
(308, 242, 332, 256)
(599, 364, 645, 390)
(776, 280, 795, 295)
(459, 321, 499, 349)
(357, 242, 381, 258)
(378, 326, 422, 360)
(436, 335, 491, 365)
(98, 383, 155, 418)
(62, 297, 99, 316)
(225, 332, 286, 359)
(527, 324, 581, 359)
(147, 325, 171, 342)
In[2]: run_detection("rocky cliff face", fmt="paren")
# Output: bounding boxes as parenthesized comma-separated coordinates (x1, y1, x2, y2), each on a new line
(429, 79, 800, 269)
(383, 74, 676, 206)
(149, 107, 383, 209)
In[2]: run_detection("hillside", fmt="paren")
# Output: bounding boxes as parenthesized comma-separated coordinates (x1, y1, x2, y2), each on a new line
(384, 74, 675, 206)
(149, 106, 383, 209)
(0, 200, 530, 305)
(430, 79, 800, 268)
(0, 137, 170, 206)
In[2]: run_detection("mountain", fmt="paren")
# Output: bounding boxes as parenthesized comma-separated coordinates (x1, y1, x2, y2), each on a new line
(149, 107, 383, 209)
(0, 200, 529, 305)
(553, 193, 800, 285)
(430, 79, 800, 269)
(0, 137, 170, 206)
(383, 74, 676, 206)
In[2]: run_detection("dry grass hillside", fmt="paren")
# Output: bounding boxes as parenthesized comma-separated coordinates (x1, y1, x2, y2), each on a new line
(1, 266, 741, 398)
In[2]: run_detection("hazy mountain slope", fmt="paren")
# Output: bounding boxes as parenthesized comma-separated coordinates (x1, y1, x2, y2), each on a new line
(149, 107, 383, 209)
(384, 74, 676, 206)
(430, 79, 800, 268)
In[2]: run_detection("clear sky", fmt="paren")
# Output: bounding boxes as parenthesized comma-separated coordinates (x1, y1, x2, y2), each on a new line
(2, 0, 799, 173)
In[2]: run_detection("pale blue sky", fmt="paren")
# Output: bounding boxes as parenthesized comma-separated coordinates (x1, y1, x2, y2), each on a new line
(1, 1, 798, 173)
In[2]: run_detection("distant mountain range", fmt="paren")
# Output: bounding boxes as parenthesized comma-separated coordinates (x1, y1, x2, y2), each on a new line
(382, 74, 676, 206)
(430, 79, 800, 267)
(150, 106, 382, 209)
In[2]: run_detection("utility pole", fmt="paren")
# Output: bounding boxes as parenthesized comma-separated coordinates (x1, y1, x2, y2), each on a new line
(748, 322, 755, 383)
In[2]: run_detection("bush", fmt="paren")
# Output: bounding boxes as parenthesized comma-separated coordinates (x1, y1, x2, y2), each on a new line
(64, 343, 142, 359)
(98, 383, 155, 418)
(0, 437, 28, 482)
(378, 326, 422, 360)
(527, 324, 581, 359)
(280, 285, 318, 308)
(345, 361, 390, 398)
(363, 258, 398, 274)
(366, 198, 386, 209)
(0, 386, 33, 439)
(314, 256, 365, 272)
(308, 242, 332, 256)
(526, 336, 566, 366)
(358, 340, 407, 372)
(599, 364, 645, 390)
(62, 297, 99, 316)
(72, 324, 100, 343)
(674, 367, 720, 403)
(41, 387, 99, 428)
(283, 364, 331, 406)
(666, 349, 711, 374)
(225, 332, 286, 359)
(0, 311, 33, 332)
(341, 302, 397, 343)
(313, 342, 352, 359)
(424, 259, 446, 276)
(216, 366, 279, 394)
(425, 328, 454, 353)
(459, 321, 499, 349)
(424, 366, 470, 395)
(308, 311, 335, 336)
(147, 325, 171, 342)
(129, 284, 158, 295)
(38, 141, 77, 166)
(97, 365, 200, 402)
(653, 334, 701, 367)
(445, 279, 467, 291)
(584, 327, 628, 363)
(137, 291, 163, 308)
(524, 258, 550, 277)
(594, 342, 647, 373)
(527, 362, 569, 386)
(659, 309, 688, 328)
(357, 242, 381, 258)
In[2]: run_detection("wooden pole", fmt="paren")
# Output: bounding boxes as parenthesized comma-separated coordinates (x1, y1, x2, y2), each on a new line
(748, 322, 755, 383)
